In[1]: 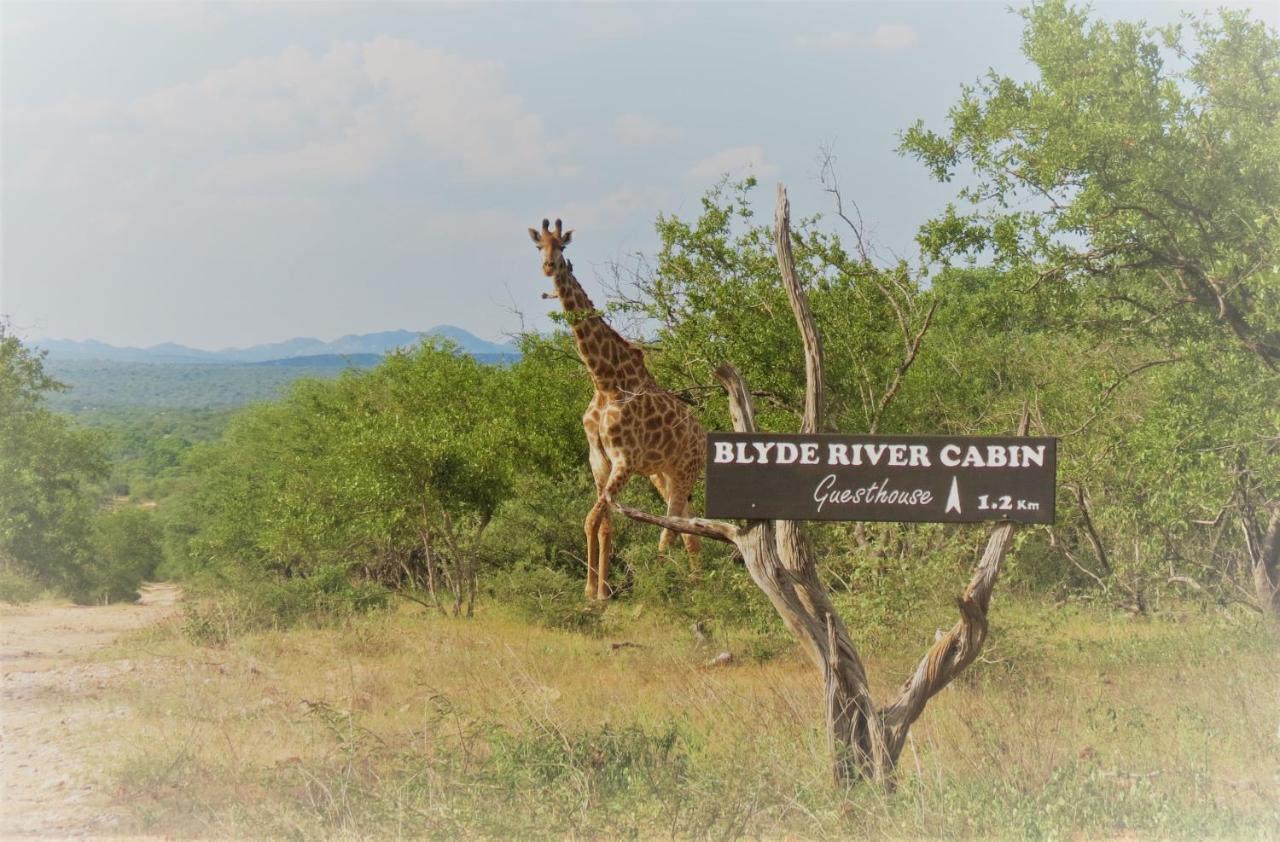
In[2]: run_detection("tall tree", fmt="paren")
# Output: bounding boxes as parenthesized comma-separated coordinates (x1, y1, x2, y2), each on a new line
(901, 0, 1280, 613)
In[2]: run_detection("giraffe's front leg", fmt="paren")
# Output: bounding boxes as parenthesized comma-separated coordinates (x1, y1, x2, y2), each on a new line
(667, 473, 702, 581)
(649, 473, 677, 553)
(596, 461, 632, 600)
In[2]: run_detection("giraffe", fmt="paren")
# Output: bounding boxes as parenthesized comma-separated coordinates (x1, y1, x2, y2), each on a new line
(528, 218, 705, 599)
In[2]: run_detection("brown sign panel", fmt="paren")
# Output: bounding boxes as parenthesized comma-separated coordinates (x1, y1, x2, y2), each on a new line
(705, 433, 1056, 524)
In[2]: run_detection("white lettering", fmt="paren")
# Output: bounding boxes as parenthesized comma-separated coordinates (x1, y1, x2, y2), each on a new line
(813, 474, 934, 512)
(714, 441, 736, 463)
(799, 442, 820, 464)
(910, 445, 930, 466)
(940, 444, 961, 466)
(777, 442, 799, 464)
(827, 443, 849, 465)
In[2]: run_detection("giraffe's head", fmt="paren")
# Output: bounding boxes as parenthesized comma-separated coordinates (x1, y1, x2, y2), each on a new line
(528, 218, 573, 277)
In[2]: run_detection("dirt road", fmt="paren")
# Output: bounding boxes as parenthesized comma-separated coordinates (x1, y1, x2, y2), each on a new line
(1, 584, 180, 838)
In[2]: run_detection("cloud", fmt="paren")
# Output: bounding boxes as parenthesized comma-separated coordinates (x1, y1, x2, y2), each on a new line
(8, 95, 114, 128)
(112, 1, 227, 30)
(558, 186, 672, 230)
(790, 24, 917, 52)
(611, 114, 684, 148)
(687, 146, 777, 183)
(125, 39, 563, 184)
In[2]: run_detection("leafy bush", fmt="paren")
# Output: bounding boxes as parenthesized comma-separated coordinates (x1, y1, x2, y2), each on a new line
(1, 326, 108, 598)
(181, 563, 388, 645)
(487, 563, 603, 633)
(0, 566, 48, 603)
(73, 507, 165, 604)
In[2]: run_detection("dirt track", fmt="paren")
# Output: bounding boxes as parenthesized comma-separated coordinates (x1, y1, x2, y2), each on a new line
(1, 584, 180, 838)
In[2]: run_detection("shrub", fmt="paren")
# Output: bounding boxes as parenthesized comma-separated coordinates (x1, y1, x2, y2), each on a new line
(0, 565, 48, 603)
(487, 563, 603, 634)
(181, 562, 388, 645)
(75, 507, 164, 604)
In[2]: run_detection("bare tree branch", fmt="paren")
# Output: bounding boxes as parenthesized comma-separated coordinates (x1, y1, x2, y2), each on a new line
(611, 503, 740, 544)
(870, 298, 939, 434)
(775, 183, 824, 435)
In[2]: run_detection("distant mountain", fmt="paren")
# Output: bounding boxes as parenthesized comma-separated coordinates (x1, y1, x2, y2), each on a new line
(36, 326, 519, 364)
(249, 353, 383, 367)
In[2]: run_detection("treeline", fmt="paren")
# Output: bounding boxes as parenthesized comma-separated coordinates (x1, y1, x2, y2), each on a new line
(43, 357, 381, 413)
(4, 1, 1276, 620)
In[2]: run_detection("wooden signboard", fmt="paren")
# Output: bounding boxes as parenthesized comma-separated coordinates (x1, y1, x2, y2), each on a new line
(706, 433, 1057, 524)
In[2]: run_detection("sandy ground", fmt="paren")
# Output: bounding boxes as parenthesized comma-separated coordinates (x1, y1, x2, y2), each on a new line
(0, 584, 180, 839)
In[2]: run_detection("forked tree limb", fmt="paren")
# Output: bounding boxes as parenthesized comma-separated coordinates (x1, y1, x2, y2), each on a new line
(878, 409, 1028, 760)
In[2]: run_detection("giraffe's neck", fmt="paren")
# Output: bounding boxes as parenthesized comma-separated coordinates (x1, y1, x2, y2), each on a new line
(554, 261, 649, 394)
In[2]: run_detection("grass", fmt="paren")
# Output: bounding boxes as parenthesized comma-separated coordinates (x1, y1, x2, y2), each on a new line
(92, 596, 1280, 839)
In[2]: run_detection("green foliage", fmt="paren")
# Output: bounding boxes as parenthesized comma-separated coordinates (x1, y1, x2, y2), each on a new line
(181, 563, 388, 646)
(0, 567, 48, 603)
(167, 337, 590, 627)
(73, 406, 233, 503)
(623, 541, 779, 633)
(78, 507, 165, 604)
(901, 1, 1279, 368)
(902, 0, 1280, 610)
(616, 177, 935, 437)
(487, 563, 603, 633)
(0, 326, 109, 598)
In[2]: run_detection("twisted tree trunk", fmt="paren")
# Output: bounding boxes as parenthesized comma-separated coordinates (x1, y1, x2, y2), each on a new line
(616, 183, 1028, 785)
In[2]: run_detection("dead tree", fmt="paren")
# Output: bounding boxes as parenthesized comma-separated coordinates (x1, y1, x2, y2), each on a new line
(615, 184, 1029, 785)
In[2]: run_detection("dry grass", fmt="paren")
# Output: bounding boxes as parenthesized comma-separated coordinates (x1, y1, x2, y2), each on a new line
(93, 597, 1280, 839)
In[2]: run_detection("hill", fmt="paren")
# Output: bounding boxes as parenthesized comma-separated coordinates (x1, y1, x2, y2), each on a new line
(36, 326, 518, 364)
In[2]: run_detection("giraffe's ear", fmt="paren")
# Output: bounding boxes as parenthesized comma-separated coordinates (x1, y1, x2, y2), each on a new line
(561, 230, 574, 246)
(528, 228, 542, 246)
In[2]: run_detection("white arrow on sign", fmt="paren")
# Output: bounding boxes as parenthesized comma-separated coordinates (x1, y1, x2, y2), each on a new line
(945, 476, 961, 514)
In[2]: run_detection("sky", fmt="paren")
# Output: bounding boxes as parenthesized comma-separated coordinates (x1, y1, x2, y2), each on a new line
(2, 0, 1272, 351)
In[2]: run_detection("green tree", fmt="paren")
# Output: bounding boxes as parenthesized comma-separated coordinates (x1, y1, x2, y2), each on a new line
(615, 178, 937, 438)
(0, 325, 107, 597)
(901, 0, 1280, 613)
(85, 508, 164, 604)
